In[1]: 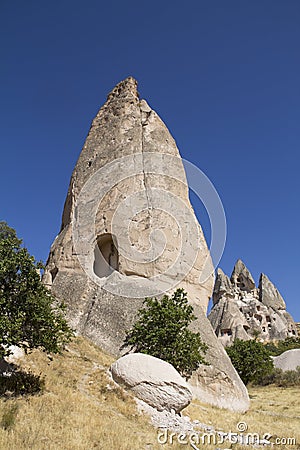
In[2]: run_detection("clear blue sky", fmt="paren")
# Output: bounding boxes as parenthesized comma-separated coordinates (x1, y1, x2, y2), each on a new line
(1, 1, 299, 320)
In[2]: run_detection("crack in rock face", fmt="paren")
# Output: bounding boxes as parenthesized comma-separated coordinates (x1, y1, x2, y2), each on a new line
(43, 77, 250, 413)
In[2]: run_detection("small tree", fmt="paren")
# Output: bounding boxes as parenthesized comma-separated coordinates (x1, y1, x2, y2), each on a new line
(123, 289, 207, 378)
(0, 222, 73, 359)
(265, 337, 300, 356)
(226, 339, 274, 385)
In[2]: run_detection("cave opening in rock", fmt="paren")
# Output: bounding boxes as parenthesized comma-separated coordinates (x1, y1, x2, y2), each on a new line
(221, 328, 232, 336)
(254, 313, 262, 322)
(50, 267, 58, 283)
(237, 276, 246, 289)
(93, 233, 119, 278)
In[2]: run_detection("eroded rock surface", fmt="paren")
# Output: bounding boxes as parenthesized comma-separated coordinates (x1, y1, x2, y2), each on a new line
(44, 77, 214, 335)
(43, 77, 249, 412)
(188, 304, 250, 412)
(110, 353, 192, 413)
(273, 349, 300, 372)
(209, 260, 298, 346)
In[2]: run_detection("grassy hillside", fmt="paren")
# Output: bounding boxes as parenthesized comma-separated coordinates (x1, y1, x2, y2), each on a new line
(0, 337, 299, 450)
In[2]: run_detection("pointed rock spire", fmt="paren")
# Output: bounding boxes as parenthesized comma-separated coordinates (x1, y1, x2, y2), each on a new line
(259, 273, 286, 310)
(46, 75, 215, 306)
(209, 261, 297, 345)
(212, 268, 232, 305)
(44, 75, 216, 330)
(43, 77, 250, 413)
(231, 259, 255, 292)
(106, 76, 139, 103)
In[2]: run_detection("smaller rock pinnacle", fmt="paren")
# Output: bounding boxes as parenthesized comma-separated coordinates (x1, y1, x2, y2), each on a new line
(106, 76, 139, 103)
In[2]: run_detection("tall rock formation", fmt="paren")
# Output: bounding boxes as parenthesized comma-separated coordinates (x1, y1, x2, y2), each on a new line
(209, 260, 298, 346)
(43, 77, 249, 412)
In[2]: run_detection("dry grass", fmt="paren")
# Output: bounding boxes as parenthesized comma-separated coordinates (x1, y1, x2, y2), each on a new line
(185, 385, 300, 449)
(0, 337, 299, 450)
(0, 337, 183, 450)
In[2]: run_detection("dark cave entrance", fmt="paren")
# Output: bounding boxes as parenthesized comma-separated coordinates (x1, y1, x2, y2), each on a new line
(93, 233, 119, 278)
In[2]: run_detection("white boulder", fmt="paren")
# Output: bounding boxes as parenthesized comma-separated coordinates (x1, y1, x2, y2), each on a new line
(6, 346, 25, 364)
(273, 349, 300, 371)
(110, 353, 192, 413)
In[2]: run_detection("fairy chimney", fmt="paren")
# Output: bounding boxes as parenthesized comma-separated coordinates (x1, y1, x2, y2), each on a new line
(43, 77, 249, 412)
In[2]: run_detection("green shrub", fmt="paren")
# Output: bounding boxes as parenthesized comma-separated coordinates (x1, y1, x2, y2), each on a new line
(263, 341, 279, 355)
(123, 289, 207, 378)
(0, 402, 19, 430)
(265, 337, 300, 356)
(255, 367, 283, 386)
(257, 366, 300, 387)
(0, 221, 73, 359)
(279, 368, 300, 387)
(226, 339, 274, 385)
(0, 370, 45, 397)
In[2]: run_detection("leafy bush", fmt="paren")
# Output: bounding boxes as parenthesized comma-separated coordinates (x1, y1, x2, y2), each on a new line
(257, 366, 300, 387)
(0, 402, 19, 430)
(0, 370, 45, 397)
(0, 221, 73, 359)
(226, 339, 274, 385)
(264, 337, 300, 356)
(123, 289, 207, 378)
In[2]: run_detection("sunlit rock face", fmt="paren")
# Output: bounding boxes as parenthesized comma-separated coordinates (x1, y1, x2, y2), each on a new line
(208, 260, 298, 346)
(43, 77, 249, 412)
(43, 77, 214, 345)
(44, 77, 214, 312)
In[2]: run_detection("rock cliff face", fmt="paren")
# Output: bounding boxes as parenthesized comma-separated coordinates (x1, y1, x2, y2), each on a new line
(208, 260, 298, 346)
(43, 77, 249, 412)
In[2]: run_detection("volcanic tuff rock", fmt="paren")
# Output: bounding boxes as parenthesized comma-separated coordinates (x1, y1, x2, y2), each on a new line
(272, 349, 300, 372)
(43, 77, 249, 412)
(259, 273, 286, 310)
(110, 353, 192, 413)
(208, 260, 298, 346)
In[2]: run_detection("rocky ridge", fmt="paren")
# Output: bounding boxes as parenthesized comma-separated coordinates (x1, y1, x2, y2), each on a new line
(208, 259, 298, 346)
